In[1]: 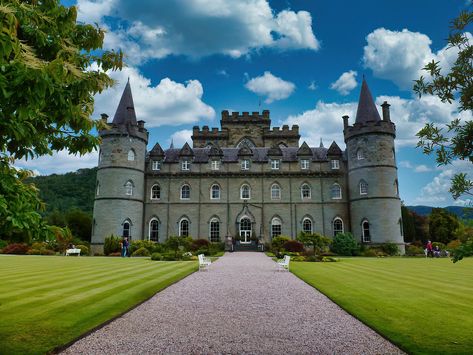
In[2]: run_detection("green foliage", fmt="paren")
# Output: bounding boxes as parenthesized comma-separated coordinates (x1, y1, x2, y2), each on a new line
(0, 239, 8, 250)
(401, 205, 416, 242)
(429, 208, 460, 244)
(65, 209, 92, 242)
(2, 243, 29, 254)
(380, 242, 400, 256)
(190, 238, 210, 252)
(283, 240, 304, 252)
(331, 232, 359, 256)
(0, 0, 122, 242)
(75, 244, 89, 256)
(297, 232, 331, 256)
(405, 245, 424, 256)
(151, 252, 163, 261)
(413, 8, 473, 200)
(46, 210, 67, 227)
(451, 239, 473, 263)
(270, 236, 291, 256)
(131, 247, 150, 257)
(165, 236, 192, 258)
(104, 235, 121, 256)
(446, 239, 462, 250)
(129, 240, 158, 255)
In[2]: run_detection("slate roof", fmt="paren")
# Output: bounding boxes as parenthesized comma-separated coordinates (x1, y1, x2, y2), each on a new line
(112, 79, 138, 126)
(355, 78, 382, 124)
(160, 146, 334, 163)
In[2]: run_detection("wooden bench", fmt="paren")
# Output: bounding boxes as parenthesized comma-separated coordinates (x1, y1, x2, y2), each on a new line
(65, 248, 81, 256)
(277, 255, 290, 271)
(198, 254, 211, 271)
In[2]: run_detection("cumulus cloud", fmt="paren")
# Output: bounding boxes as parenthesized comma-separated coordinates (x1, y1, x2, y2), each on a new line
(15, 150, 99, 176)
(414, 160, 473, 206)
(77, 0, 319, 64)
(330, 70, 358, 95)
(92, 64, 215, 127)
(245, 71, 295, 103)
(168, 130, 193, 148)
(363, 28, 471, 89)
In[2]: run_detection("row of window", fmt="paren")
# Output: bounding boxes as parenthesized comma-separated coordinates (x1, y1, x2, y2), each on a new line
(149, 159, 342, 171)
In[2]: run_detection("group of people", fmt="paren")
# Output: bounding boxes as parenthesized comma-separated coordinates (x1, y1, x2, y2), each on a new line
(425, 240, 448, 258)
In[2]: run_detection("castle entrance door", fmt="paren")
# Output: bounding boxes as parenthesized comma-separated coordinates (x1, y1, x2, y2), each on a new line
(239, 218, 252, 244)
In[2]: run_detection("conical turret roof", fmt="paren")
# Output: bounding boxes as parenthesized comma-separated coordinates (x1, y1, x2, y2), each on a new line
(355, 78, 381, 124)
(112, 79, 137, 126)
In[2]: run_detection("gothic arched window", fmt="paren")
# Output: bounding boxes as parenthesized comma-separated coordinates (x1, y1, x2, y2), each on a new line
(333, 218, 344, 237)
(301, 184, 311, 199)
(331, 183, 342, 199)
(128, 149, 136, 161)
(209, 218, 220, 242)
(179, 218, 190, 237)
(181, 184, 190, 200)
(210, 184, 220, 200)
(240, 184, 251, 200)
(271, 183, 281, 200)
(271, 217, 282, 238)
(149, 219, 159, 242)
(151, 184, 161, 200)
(302, 217, 313, 233)
(362, 220, 371, 243)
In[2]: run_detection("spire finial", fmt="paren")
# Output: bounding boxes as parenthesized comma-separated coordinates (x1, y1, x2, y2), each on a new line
(127, 76, 130, 83)
(319, 138, 324, 148)
(170, 139, 174, 149)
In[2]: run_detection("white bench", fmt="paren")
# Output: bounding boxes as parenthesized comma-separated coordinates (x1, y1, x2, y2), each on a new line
(277, 255, 290, 271)
(198, 254, 211, 271)
(65, 248, 81, 256)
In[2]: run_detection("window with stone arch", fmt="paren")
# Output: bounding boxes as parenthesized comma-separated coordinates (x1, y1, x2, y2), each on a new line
(356, 148, 364, 160)
(149, 218, 159, 242)
(151, 184, 161, 200)
(394, 179, 399, 196)
(125, 180, 134, 196)
(331, 183, 342, 199)
(209, 218, 220, 242)
(362, 219, 371, 243)
(359, 180, 368, 195)
(122, 219, 131, 238)
(271, 183, 281, 200)
(210, 184, 220, 200)
(128, 149, 136, 161)
(236, 138, 256, 148)
(333, 217, 344, 237)
(179, 218, 190, 237)
(302, 217, 313, 233)
(181, 184, 190, 200)
(240, 184, 251, 200)
(301, 183, 311, 199)
(271, 217, 282, 238)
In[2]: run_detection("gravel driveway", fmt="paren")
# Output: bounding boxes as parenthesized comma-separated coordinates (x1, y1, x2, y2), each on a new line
(63, 253, 403, 354)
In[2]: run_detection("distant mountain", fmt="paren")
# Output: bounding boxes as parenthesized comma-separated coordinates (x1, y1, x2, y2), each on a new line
(26, 168, 97, 216)
(407, 205, 473, 220)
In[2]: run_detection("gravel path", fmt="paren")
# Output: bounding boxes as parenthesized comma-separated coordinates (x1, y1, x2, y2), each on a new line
(63, 253, 403, 354)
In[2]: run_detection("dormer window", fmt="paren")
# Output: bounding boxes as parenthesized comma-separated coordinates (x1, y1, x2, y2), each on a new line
(300, 159, 309, 170)
(152, 160, 161, 171)
(181, 160, 190, 171)
(271, 159, 280, 170)
(128, 149, 135, 161)
(357, 149, 364, 160)
(211, 160, 220, 171)
(241, 159, 250, 170)
(331, 160, 340, 169)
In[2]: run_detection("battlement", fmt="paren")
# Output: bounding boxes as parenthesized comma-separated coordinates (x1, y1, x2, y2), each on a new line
(263, 125, 299, 136)
(343, 119, 396, 142)
(221, 110, 270, 122)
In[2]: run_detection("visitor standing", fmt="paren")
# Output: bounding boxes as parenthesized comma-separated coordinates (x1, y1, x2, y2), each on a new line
(426, 240, 433, 258)
(121, 237, 129, 257)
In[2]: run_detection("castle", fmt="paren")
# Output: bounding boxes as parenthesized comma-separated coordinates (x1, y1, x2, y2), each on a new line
(91, 78, 405, 254)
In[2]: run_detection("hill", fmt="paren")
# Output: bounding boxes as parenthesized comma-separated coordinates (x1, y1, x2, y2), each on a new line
(27, 168, 97, 216)
(407, 205, 473, 220)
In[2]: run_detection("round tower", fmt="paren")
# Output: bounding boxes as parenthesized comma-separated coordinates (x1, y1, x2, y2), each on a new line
(91, 80, 148, 254)
(343, 79, 405, 254)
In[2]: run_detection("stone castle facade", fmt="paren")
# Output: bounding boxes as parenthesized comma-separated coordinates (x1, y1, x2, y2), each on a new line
(91, 79, 405, 253)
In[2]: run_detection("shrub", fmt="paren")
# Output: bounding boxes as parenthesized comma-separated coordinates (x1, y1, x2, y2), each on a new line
(305, 255, 318, 262)
(271, 236, 291, 256)
(405, 245, 424, 256)
(109, 252, 121, 257)
(0, 239, 8, 250)
(331, 232, 359, 256)
(104, 235, 121, 255)
(291, 256, 306, 262)
(447, 239, 462, 251)
(2, 243, 29, 255)
(151, 252, 163, 261)
(75, 244, 89, 256)
(322, 256, 338, 262)
(26, 249, 41, 255)
(380, 242, 400, 256)
(131, 247, 151, 257)
(165, 236, 192, 258)
(129, 240, 156, 255)
(362, 248, 378, 257)
(432, 242, 446, 250)
(297, 232, 331, 256)
(451, 239, 473, 263)
(40, 249, 55, 255)
(283, 240, 304, 252)
(152, 243, 165, 254)
(190, 239, 210, 251)
(94, 252, 104, 256)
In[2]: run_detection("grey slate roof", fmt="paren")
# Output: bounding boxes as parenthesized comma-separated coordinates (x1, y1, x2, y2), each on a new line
(355, 78, 382, 124)
(161, 146, 333, 163)
(112, 79, 138, 126)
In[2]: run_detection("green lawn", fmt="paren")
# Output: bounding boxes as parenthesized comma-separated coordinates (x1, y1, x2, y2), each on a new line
(291, 257, 473, 355)
(0, 256, 197, 354)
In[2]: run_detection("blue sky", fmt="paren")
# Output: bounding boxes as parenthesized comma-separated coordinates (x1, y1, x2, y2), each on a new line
(19, 0, 472, 207)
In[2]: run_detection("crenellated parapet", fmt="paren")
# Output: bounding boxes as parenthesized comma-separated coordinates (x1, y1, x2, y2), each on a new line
(192, 125, 229, 148)
(221, 110, 270, 123)
(263, 124, 300, 147)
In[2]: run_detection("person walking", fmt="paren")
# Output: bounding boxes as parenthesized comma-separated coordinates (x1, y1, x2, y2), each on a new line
(426, 240, 433, 258)
(121, 237, 129, 257)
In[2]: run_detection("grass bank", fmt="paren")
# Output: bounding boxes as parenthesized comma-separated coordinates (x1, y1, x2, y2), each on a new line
(291, 257, 473, 354)
(0, 255, 197, 354)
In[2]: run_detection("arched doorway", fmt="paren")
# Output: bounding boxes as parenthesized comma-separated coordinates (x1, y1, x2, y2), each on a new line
(239, 217, 252, 243)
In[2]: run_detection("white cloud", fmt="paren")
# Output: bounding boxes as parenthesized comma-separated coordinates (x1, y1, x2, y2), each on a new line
(363, 28, 472, 89)
(168, 130, 193, 148)
(414, 160, 473, 206)
(399, 161, 433, 172)
(414, 165, 433, 173)
(15, 151, 99, 175)
(92, 64, 215, 127)
(330, 70, 357, 95)
(399, 161, 413, 169)
(308, 81, 317, 90)
(77, 0, 319, 63)
(245, 71, 295, 103)
(217, 69, 229, 77)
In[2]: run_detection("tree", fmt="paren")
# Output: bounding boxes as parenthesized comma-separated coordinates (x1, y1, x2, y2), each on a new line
(413, 212, 430, 243)
(65, 209, 92, 242)
(297, 232, 331, 256)
(413, 7, 473, 200)
(331, 232, 359, 256)
(401, 205, 416, 242)
(429, 208, 460, 244)
(165, 236, 192, 259)
(270, 236, 291, 257)
(0, 1, 122, 240)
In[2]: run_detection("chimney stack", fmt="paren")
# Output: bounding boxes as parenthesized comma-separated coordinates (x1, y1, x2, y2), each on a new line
(381, 101, 391, 122)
